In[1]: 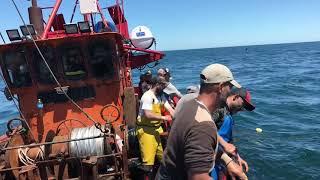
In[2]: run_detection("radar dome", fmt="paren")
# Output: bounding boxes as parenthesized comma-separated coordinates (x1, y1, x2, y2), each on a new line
(130, 26, 154, 49)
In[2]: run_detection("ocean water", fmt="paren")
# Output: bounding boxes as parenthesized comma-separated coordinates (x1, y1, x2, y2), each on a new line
(1, 42, 320, 179)
(132, 42, 320, 180)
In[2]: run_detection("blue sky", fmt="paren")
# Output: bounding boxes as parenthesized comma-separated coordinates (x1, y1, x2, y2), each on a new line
(1, 0, 320, 50)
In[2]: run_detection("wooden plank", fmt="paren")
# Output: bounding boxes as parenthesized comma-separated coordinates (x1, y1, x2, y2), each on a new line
(123, 87, 136, 129)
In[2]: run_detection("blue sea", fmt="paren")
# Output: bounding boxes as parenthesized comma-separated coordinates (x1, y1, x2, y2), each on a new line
(1, 42, 320, 179)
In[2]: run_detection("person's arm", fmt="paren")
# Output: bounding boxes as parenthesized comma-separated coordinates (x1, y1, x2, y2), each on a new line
(143, 109, 168, 121)
(171, 85, 183, 98)
(164, 101, 175, 117)
(238, 154, 249, 173)
(141, 94, 168, 121)
(226, 161, 248, 180)
(184, 122, 217, 180)
(165, 83, 183, 98)
(218, 135, 236, 156)
(219, 153, 248, 180)
(175, 90, 183, 98)
(218, 115, 233, 143)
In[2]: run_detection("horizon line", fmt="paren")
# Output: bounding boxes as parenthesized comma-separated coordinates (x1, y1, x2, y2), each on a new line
(162, 40, 320, 52)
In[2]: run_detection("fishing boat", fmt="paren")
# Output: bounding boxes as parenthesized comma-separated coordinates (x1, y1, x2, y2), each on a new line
(0, 0, 164, 179)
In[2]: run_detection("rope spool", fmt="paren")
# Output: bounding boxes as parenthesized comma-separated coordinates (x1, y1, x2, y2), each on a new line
(69, 125, 107, 157)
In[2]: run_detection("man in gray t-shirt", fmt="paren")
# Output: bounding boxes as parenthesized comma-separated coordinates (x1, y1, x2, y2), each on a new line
(156, 64, 247, 180)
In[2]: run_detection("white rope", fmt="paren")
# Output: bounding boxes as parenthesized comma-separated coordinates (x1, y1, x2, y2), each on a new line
(70, 126, 106, 157)
(115, 134, 123, 152)
(18, 145, 44, 166)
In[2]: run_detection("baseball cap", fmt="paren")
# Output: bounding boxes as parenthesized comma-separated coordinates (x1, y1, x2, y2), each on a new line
(158, 68, 172, 81)
(145, 70, 152, 76)
(231, 88, 255, 111)
(158, 68, 170, 76)
(157, 68, 166, 75)
(164, 68, 170, 74)
(200, 64, 241, 88)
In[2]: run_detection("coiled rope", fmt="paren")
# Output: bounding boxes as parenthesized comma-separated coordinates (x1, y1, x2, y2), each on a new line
(18, 145, 44, 166)
(69, 126, 106, 157)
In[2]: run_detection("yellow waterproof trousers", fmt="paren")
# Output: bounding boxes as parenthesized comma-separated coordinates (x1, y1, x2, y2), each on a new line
(136, 125, 164, 165)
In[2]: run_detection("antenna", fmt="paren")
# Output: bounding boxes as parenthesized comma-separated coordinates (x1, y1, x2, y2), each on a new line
(31, 0, 37, 6)
(26, 0, 38, 6)
(0, 32, 6, 44)
(28, 0, 44, 35)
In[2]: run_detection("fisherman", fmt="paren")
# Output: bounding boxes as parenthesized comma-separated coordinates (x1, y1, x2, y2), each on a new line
(211, 87, 255, 180)
(136, 76, 175, 176)
(171, 85, 199, 114)
(139, 70, 153, 96)
(158, 68, 183, 99)
(156, 64, 247, 180)
(173, 86, 252, 179)
(186, 85, 200, 94)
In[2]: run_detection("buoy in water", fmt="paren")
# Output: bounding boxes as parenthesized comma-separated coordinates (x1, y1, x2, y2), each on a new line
(256, 128, 262, 133)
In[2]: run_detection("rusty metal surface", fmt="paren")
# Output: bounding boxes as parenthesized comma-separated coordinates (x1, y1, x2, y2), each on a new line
(0, 129, 128, 179)
(6, 135, 23, 178)
(51, 136, 69, 156)
(0, 152, 125, 178)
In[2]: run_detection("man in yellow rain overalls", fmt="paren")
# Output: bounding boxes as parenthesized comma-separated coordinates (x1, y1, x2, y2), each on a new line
(136, 76, 175, 176)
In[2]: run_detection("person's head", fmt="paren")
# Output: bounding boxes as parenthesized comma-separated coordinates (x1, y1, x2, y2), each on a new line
(157, 68, 171, 81)
(140, 74, 145, 81)
(150, 76, 168, 95)
(199, 64, 241, 111)
(186, 85, 199, 94)
(226, 88, 255, 115)
(144, 70, 152, 81)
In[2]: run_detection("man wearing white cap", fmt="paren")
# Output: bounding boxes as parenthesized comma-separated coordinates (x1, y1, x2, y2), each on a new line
(156, 64, 247, 180)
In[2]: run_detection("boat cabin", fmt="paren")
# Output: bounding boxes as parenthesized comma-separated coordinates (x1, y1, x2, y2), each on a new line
(0, 32, 130, 142)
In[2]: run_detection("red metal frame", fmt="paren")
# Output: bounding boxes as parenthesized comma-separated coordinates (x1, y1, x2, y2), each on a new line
(124, 46, 165, 55)
(40, 0, 163, 69)
(42, 0, 129, 40)
(108, 4, 129, 39)
(97, 1, 110, 29)
(124, 46, 165, 69)
(42, 0, 62, 39)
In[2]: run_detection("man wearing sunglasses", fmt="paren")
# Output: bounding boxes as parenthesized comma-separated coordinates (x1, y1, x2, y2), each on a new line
(211, 87, 255, 180)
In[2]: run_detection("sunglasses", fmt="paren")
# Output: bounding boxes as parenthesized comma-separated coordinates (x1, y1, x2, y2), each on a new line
(159, 82, 167, 87)
(222, 81, 233, 88)
(234, 95, 246, 111)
